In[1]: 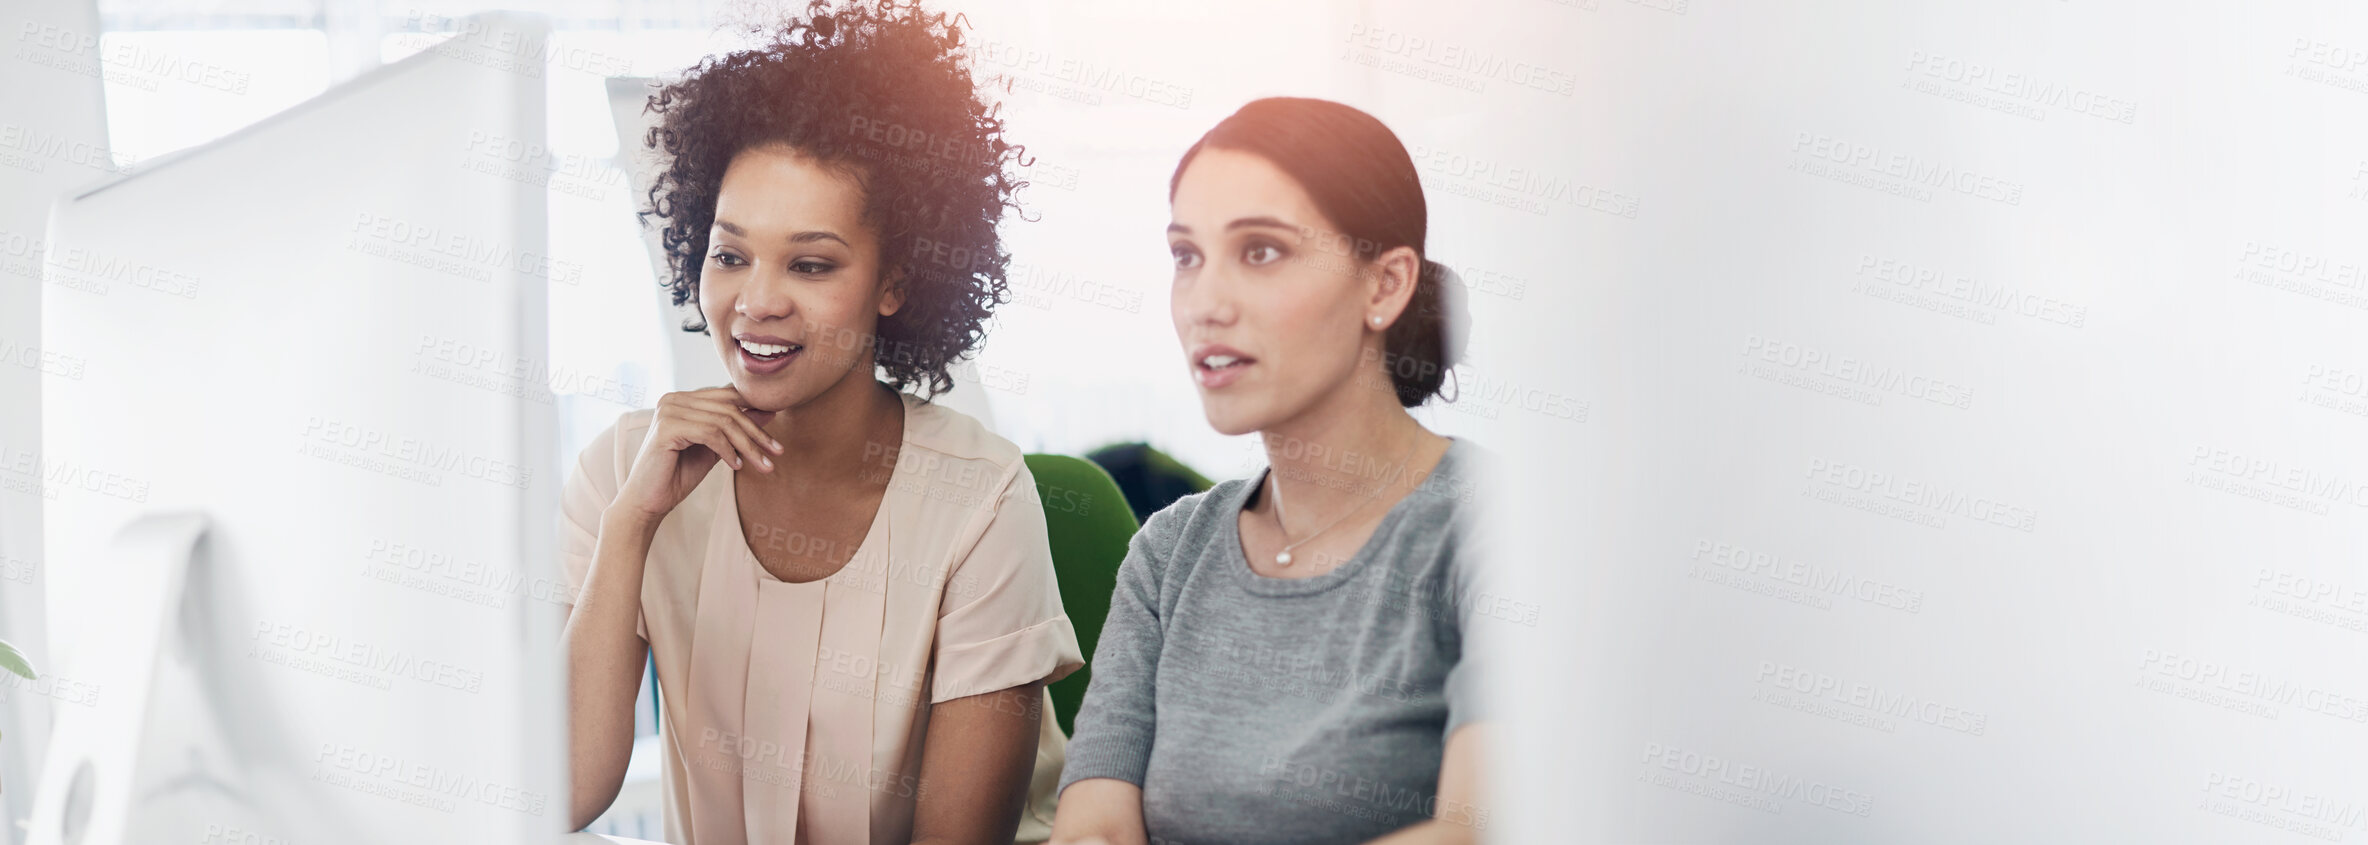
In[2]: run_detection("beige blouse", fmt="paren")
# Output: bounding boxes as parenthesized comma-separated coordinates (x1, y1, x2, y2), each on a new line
(560, 393, 1084, 845)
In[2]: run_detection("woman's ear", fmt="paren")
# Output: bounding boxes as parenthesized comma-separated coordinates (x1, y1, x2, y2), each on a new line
(1368, 245, 1422, 326)
(878, 264, 908, 317)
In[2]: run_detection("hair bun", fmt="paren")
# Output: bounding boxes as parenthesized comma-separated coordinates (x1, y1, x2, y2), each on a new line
(1419, 259, 1469, 372)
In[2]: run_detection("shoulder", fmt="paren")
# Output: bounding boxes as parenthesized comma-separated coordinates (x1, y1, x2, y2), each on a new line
(1406, 437, 1487, 514)
(1127, 473, 1250, 568)
(570, 407, 659, 488)
(1402, 438, 1490, 589)
(901, 395, 1024, 470)
(896, 396, 1035, 523)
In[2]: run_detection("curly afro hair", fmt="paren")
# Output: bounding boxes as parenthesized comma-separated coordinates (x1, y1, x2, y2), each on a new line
(639, 0, 1025, 398)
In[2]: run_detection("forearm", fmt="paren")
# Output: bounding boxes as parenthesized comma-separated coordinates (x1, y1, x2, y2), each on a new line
(1047, 779, 1148, 845)
(1366, 724, 1489, 845)
(910, 684, 1045, 845)
(562, 508, 658, 828)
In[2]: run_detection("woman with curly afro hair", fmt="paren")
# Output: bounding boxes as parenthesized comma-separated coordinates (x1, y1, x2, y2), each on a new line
(556, 3, 1081, 843)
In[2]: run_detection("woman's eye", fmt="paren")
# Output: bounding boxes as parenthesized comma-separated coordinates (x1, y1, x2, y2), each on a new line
(1171, 246, 1202, 270)
(709, 252, 744, 267)
(792, 260, 835, 275)
(1243, 243, 1285, 265)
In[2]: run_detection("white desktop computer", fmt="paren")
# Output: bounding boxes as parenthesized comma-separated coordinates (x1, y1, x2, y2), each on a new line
(30, 13, 574, 845)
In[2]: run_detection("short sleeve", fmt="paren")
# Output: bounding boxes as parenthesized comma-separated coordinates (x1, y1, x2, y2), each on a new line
(558, 411, 647, 641)
(928, 460, 1084, 703)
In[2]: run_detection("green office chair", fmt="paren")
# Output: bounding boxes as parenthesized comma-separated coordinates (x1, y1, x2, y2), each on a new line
(1024, 453, 1140, 735)
(1086, 442, 1216, 525)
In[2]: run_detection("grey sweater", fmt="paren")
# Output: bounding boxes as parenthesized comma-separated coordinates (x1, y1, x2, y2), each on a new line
(1058, 440, 1488, 845)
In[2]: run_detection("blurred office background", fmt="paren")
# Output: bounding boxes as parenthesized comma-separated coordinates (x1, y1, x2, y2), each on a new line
(9, 1, 2364, 843)
(0, 0, 1545, 840)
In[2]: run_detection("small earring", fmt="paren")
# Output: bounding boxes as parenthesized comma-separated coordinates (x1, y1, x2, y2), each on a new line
(1370, 315, 1384, 326)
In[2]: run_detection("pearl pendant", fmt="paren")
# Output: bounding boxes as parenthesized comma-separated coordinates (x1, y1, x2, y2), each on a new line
(1275, 550, 1293, 566)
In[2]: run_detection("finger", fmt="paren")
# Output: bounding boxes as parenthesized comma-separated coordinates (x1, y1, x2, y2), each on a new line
(740, 406, 778, 434)
(652, 405, 725, 465)
(731, 406, 782, 454)
(685, 427, 746, 471)
(656, 419, 714, 464)
(688, 408, 771, 472)
(658, 402, 748, 470)
(683, 392, 782, 454)
(684, 385, 766, 418)
(682, 412, 761, 472)
(707, 385, 781, 431)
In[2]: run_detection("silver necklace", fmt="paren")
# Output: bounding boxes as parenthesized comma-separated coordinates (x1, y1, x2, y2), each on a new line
(1268, 436, 1422, 567)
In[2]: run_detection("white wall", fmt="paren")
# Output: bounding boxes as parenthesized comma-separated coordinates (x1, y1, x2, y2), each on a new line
(1482, 2, 2368, 841)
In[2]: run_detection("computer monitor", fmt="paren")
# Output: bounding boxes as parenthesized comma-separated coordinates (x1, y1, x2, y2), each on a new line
(30, 12, 564, 845)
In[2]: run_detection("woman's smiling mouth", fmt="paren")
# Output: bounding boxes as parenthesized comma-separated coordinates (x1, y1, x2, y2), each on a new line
(735, 334, 804, 374)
